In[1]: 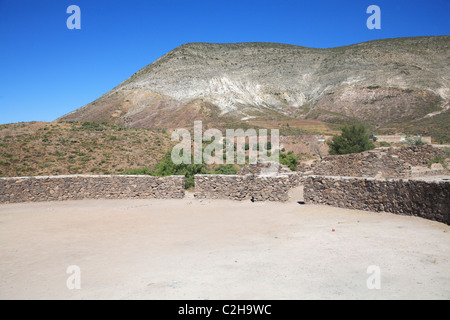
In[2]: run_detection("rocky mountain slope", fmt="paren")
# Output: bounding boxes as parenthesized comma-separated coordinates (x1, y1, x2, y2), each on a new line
(59, 36, 450, 139)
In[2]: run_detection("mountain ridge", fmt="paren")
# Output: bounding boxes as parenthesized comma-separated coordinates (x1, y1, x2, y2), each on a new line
(59, 35, 450, 139)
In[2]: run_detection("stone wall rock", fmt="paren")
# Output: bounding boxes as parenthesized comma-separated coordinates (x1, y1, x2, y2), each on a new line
(194, 175, 250, 201)
(195, 172, 302, 202)
(311, 146, 445, 178)
(0, 175, 185, 204)
(304, 176, 450, 225)
(238, 161, 292, 176)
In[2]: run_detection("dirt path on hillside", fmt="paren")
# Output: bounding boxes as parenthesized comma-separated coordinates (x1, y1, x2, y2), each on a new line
(0, 198, 449, 300)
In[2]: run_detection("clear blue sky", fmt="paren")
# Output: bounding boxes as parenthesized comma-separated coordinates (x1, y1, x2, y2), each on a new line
(0, 0, 449, 124)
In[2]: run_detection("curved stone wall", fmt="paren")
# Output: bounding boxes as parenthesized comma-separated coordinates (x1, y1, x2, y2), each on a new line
(304, 176, 450, 225)
(194, 173, 301, 202)
(0, 175, 185, 204)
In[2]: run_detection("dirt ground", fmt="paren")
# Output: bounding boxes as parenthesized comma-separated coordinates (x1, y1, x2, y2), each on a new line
(0, 196, 449, 300)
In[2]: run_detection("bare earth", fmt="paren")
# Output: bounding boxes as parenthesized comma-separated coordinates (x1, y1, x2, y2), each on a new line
(0, 196, 449, 300)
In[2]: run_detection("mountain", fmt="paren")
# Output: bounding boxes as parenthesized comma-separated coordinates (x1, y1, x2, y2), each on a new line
(58, 36, 450, 139)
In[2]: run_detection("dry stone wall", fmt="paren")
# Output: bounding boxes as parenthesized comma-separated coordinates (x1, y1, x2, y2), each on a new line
(304, 176, 450, 225)
(390, 145, 444, 166)
(0, 175, 185, 204)
(238, 161, 292, 176)
(195, 172, 301, 202)
(311, 146, 445, 178)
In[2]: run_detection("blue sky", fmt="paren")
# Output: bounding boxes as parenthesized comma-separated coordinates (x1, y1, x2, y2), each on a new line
(0, 0, 449, 124)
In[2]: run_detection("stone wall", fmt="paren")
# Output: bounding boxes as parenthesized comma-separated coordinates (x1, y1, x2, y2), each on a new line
(304, 176, 450, 225)
(0, 175, 185, 204)
(194, 172, 301, 202)
(311, 146, 445, 178)
(238, 161, 293, 176)
(390, 145, 444, 166)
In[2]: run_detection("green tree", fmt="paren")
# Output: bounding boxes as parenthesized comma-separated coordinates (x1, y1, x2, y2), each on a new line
(153, 151, 207, 189)
(122, 151, 207, 189)
(279, 151, 298, 171)
(328, 125, 375, 155)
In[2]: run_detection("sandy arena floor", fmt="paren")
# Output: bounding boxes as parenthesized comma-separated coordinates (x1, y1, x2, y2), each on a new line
(0, 196, 449, 300)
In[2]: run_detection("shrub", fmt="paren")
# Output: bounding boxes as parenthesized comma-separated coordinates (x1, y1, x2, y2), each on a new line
(121, 151, 207, 189)
(153, 151, 207, 189)
(443, 148, 450, 158)
(81, 122, 104, 131)
(405, 136, 426, 146)
(279, 151, 298, 171)
(328, 125, 375, 155)
(212, 164, 238, 175)
(38, 162, 53, 169)
(256, 142, 272, 151)
(428, 154, 447, 169)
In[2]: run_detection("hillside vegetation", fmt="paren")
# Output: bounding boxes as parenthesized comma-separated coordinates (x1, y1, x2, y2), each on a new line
(0, 120, 306, 179)
(0, 122, 172, 177)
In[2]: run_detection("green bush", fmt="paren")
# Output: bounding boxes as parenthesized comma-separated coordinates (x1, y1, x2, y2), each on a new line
(328, 125, 375, 155)
(443, 148, 450, 158)
(154, 151, 207, 189)
(279, 151, 298, 171)
(80, 122, 104, 131)
(0, 159, 10, 166)
(428, 154, 447, 169)
(256, 142, 272, 151)
(121, 151, 207, 189)
(405, 136, 426, 146)
(212, 164, 238, 175)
